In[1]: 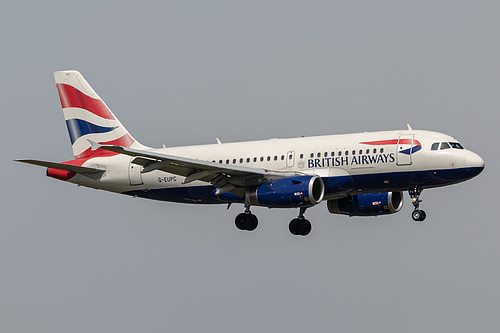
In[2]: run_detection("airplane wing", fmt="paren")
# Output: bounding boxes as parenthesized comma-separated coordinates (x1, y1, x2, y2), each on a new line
(15, 159, 105, 174)
(100, 145, 301, 194)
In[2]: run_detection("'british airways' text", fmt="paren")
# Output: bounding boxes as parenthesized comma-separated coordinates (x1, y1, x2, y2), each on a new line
(307, 153, 395, 168)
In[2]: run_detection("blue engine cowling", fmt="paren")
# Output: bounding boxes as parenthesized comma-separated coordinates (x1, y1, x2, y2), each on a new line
(248, 175, 325, 208)
(327, 192, 403, 216)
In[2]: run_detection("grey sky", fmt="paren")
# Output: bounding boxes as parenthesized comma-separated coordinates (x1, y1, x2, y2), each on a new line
(1, 1, 498, 332)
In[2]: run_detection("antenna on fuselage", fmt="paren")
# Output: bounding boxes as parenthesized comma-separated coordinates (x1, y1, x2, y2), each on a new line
(407, 123, 413, 130)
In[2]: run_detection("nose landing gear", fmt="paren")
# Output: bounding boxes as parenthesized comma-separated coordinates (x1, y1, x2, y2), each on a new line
(409, 187, 426, 222)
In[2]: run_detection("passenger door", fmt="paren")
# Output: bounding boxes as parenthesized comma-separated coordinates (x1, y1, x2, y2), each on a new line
(397, 135, 414, 165)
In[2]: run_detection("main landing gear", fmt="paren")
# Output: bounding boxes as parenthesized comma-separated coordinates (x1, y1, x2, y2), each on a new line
(234, 206, 312, 236)
(409, 187, 427, 222)
(288, 207, 312, 236)
(235, 207, 258, 231)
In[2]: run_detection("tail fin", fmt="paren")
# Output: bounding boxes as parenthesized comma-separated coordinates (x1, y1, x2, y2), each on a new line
(54, 70, 144, 159)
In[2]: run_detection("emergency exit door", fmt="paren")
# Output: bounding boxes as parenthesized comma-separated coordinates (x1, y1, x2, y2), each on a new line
(128, 158, 143, 185)
(286, 151, 295, 167)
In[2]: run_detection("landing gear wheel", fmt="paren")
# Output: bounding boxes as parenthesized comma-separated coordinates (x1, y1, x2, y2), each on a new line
(235, 213, 250, 230)
(289, 207, 313, 236)
(301, 220, 312, 236)
(235, 213, 258, 231)
(247, 214, 258, 231)
(289, 218, 305, 235)
(412, 210, 427, 222)
(289, 218, 311, 236)
(409, 187, 427, 222)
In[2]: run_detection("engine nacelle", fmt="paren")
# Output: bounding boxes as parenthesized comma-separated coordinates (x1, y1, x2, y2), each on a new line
(248, 175, 325, 208)
(327, 192, 403, 216)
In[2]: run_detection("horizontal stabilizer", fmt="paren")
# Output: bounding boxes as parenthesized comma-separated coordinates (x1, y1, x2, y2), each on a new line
(15, 159, 105, 174)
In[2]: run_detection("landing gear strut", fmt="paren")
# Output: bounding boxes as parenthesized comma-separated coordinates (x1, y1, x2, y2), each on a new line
(235, 206, 258, 231)
(409, 187, 426, 222)
(289, 207, 312, 236)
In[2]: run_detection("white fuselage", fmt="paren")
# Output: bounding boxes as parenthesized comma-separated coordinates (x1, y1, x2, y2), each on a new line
(68, 129, 484, 205)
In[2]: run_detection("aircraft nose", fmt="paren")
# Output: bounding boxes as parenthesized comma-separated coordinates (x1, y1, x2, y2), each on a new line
(465, 152, 485, 171)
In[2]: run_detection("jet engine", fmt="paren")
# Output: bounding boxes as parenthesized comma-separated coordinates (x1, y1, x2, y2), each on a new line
(248, 175, 325, 208)
(327, 192, 403, 216)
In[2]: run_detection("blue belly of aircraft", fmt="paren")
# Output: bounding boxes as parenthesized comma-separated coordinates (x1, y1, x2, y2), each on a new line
(123, 167, 483, 204)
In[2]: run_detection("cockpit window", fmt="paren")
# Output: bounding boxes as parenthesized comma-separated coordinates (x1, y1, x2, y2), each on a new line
(449, 142, 464, 149)
(440, 142, 451, 150)
(433, 141, 464, 151)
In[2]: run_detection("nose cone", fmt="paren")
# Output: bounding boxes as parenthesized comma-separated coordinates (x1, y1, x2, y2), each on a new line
(464, 152, 485, 177)
(465, 152, 485, 169)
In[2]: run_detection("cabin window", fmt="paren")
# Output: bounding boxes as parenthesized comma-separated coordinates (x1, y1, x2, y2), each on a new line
(359, 150, 363, 155)
(253, 157, 257, 162)
(317, 152, 321, 158)
(338, 151, 342, 156)
(440, 142, 451, 150)
(331, 151, 335, 157)
(380, 148, 384, 153)
(366, 149, 370, 154)
(219, 160, 223, 164)
(431, 142, 439, 150)
(260, 157, 264, 162)
(267, 156, 271, 161)
(233, 159, 236, 164)
(281, 155, 285, 160)
(324, 152, 328, 157)
(300, 154, 304, 159)
(352, 150, 356, 155)
(310, 153, 314, 158)
(239, 158, 243, 163)
(373, 149, 377, 154)
(274, 156, 278, 161)
(289, 154, 293, 159)
(246, 158, 250, 163)
(345, 151, 349, 156)
(226, 159, 230, 164)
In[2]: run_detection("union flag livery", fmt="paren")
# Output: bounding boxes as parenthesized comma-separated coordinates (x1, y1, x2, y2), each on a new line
(360, 139, 422, 155)
(16, 71, 485, 236)
(54, 71, 143, 159)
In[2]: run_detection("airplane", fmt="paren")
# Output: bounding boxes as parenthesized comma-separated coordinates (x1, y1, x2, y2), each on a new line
(16, 70, 485, 236)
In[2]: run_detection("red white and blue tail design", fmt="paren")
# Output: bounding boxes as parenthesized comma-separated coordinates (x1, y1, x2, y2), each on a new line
(54, 70, 145, 159)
